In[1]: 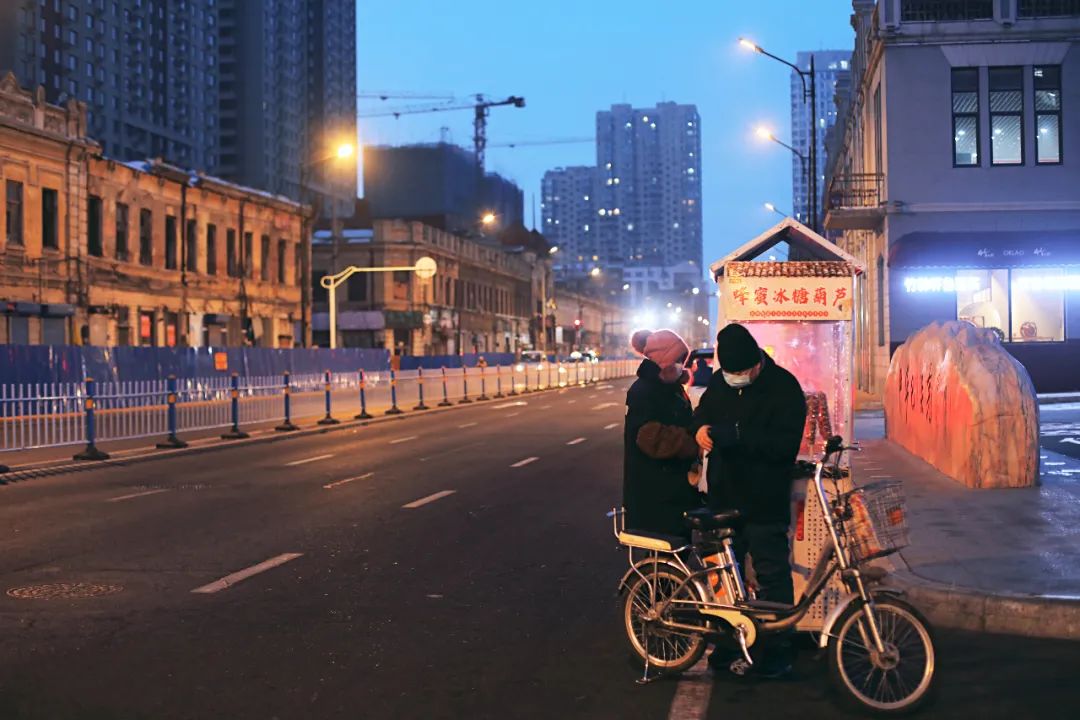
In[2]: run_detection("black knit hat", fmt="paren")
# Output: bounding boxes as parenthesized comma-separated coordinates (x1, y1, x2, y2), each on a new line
(716, 323, 762, 373)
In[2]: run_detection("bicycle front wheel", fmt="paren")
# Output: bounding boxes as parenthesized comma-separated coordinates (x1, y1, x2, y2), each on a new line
(827, 596, 936, 715)
(621, 564, 706, 674)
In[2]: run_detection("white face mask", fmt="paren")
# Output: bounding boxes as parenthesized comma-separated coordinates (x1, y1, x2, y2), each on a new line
(723, 371, 753, 388)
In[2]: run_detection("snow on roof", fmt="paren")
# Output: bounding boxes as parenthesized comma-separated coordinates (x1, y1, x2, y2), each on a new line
(117, 159, 303, 208)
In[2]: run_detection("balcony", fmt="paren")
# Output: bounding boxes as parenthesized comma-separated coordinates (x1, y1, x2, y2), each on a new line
(824, 173, 885, 232)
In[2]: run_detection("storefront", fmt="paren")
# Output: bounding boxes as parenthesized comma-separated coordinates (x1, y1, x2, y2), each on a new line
(889, 230, 1080, 392)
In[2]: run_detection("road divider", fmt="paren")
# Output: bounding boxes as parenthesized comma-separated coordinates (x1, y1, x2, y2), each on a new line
(285, 453, 335, 467)
(323, 472, 374, 489)
(190, 552, 303, 594)
(402, 490, 456, 509)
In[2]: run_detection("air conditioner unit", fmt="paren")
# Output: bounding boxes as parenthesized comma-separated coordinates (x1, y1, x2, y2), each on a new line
(998, 0, 1017, 26)
(881, 0, 901, 32)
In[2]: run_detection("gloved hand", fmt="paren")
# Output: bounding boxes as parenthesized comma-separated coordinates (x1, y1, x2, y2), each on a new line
(710, 422, 739, 449)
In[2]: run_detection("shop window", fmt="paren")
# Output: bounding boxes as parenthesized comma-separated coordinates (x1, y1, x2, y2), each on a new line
(206, 224, 217, 275)
(989, 67, 1024, 166)
(951, 68, 979, 166)
(185, 219, 198, 272)
(164, 215, 177, 269)
(139, 208, 152, 265)
(1034, 66, 1062, 165)
(5, 180, 24, 245)
(88, 195, 103, 256)
(42, 188, 59, 249)
(956, 269, 1009, 341)
(115, 202, 129, 260)
(1010, 268, 1065, 342)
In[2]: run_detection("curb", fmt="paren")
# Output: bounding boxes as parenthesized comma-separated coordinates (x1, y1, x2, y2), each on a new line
(0, 378, 621, 483)
(885, 568, 1080, 641)
(1039, 393, 1080, 405)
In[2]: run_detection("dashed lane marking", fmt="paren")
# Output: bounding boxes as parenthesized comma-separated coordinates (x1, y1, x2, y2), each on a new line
(604, 423, 619, 430)
(285, 454, 335, 467)
(402, 490, 457, 509)
(567, 437, 587, 446)
(541, 405, 553, 410)
(666, 657, 713, 720)
(458, 422, 478, 428)
(106, 488, 171, 503)
(190, 553, 303, 594)
(593, 402, 619, 410)
(511, 457, 539, 468)
(493, 401, 527, 409)
(323, 472, 374, 489)
(389, 435, 418, 445)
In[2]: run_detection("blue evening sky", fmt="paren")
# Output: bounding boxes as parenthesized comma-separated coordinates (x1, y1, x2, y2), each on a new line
(356, 1, 855, 266)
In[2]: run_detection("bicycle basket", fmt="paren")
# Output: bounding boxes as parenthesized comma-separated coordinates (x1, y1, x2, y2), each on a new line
(842, 481, 909, 562)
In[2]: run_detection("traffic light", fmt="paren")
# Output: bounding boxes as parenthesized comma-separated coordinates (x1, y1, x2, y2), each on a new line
(573, 318, 582, 329)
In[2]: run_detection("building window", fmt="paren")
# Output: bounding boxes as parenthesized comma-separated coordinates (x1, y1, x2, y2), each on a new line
(226, 229, 238, 277)
(1034, 66, 1062, 165)
(294, 244, 302, 286)
(115, 202, 129, 260)
(139, 310, 156, 346)
(5, 180, 23, 245)
(42, 188, 59, 249)
(88, 195, 103, 256)
(260, 234, 270, 281)
(989, 67, 1024, 166)
(185, 218, 197, 272)
(164, 214, 177, 269)
(951, 68, 979, 166)
(1019, 0, 1080, 17)
(956, 269, 1010, 341)
(347, 273, 367, 302)
(243, 232, 253, 278)
(277, 239, 286, 284)
(206, 224, 217, 275)
(139, 208, 152, 265)
(1010, 268, 1065, 342)
(312, 271, 328, 303)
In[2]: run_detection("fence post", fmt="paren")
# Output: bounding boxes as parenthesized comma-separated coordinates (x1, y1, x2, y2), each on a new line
(494, 365, 505, 399)
(156, 375, 189, 449)
(458, 366, 473, 404)
(317, 370, 340, 425)
(478, 366, 490, 401)
(275, 371, 299, 431)
(536, 364, 543, 391)
(354, 369, 373, 420)
(414, 367, 430, 410)
(385, 369, 403, 415)
(438, 367, 453, 407)
(221, 372, 249, 439)
(508, 364, 519, 397)
(73, 377, 110, 461)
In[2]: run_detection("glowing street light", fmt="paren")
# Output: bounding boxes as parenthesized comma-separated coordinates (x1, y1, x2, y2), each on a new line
(622, 283, 631, 291)
(738, 37, 760, 53)
(590, 267, 601, 277)
(335, 143, 355, 160)
(549, 246, 559, 254)
(481, 212, 497, 226)
(755, 126, 774, 141)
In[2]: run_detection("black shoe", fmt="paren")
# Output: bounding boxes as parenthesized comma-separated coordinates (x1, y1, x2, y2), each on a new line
(730, 656, 793, 681)
(707, 647, 738, 671)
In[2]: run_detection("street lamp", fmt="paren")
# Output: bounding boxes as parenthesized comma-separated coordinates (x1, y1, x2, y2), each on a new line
(764, 202, 791, 218)
(590, 267, 601, 277)
(741, 37, 818, 231)
(481, 212, 497, 226)
(756, 126, 809, 222)
(320, 257, 438, 349)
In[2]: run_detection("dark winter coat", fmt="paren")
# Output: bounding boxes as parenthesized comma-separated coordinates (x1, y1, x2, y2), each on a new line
(692, 354, 807, 525)
(623, 359, 703, 537)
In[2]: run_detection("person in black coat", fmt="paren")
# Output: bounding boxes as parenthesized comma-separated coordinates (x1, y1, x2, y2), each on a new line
(692, 323, 807, 678)
(623, 329, 703, 538)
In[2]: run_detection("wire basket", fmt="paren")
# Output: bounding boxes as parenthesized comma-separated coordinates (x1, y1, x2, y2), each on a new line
(842, 481, 909, 562)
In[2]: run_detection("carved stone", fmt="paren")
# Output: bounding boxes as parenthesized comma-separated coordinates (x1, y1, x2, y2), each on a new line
(885, 321, 1039, 488)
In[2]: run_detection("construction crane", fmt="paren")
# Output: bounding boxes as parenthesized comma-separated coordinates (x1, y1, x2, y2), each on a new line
(358, 94, 526, 197)
(489, 137, 593, 149)
(357, 91, 456, 101)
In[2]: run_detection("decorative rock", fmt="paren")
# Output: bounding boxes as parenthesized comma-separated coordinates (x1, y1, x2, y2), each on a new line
(884, 321, 1039, 489)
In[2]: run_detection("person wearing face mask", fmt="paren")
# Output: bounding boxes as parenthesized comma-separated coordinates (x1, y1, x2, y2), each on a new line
(692, 323, 807, 679)
(622, 329, 703, 538)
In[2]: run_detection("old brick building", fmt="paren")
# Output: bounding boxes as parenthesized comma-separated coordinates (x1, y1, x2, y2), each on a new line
(1, 74, 307, 347)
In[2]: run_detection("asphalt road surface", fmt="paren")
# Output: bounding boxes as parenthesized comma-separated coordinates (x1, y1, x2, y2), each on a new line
(0, 380, 1077, 719)
(1040, 403, 1080, 461)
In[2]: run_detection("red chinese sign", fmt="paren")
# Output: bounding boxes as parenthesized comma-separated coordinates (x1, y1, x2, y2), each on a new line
(723, 276, 853, 321)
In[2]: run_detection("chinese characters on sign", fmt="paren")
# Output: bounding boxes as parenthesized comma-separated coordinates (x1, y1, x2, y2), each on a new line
(723, 276, 854, 321)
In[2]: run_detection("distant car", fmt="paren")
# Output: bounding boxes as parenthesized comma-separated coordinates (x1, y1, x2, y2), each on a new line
(520, 350, 545, 364)
(685, 347, 715, 410)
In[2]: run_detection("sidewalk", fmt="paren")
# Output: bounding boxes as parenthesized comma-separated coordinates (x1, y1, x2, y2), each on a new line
(854, 414, 1080, 640)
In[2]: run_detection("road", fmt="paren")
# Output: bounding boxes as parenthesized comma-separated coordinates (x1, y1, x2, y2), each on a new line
(0, 380, 1077, 719)
(1040, 402, 1080, 461)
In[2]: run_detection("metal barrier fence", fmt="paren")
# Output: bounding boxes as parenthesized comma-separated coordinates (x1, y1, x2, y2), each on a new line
(0, 360, 635, 459)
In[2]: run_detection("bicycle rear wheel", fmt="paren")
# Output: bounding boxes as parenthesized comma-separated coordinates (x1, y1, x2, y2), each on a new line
(621, 564, 706, 674)
(827, 596, 936, 715)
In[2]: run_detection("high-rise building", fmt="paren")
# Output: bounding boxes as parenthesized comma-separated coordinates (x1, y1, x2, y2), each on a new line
(1, 0, 219, 170)
(790, 50, 851, 227)
(595, 102, 703, 272)
(1, 0, 357, 211)
(541, 166, 597, 278)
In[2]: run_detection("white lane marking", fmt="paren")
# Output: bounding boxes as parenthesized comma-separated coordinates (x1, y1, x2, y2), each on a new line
(285, 453, 335, 467)
(567, 437, 587, 446)
(323, 472, 374, 489)
(458, 422, 478, 428)
(511, 457, 539, 468)
(593, 402, 619, 410)
(870, 475, 894, 479)
(190, 553, 303, 594)
(541, 405, 553, 410)
(107, 488, 170, 503)
(598, 384, 614, 390)
(402, 490, 457, 509)
(568, 400, 577, 405)
(589, 394, 600, 399)
(389, 435, 418, 445)
(666, 657, 713, 720)
(506, 412, 521, 417)
(604, 423, 619, 430)
(493, 401, 527, 409)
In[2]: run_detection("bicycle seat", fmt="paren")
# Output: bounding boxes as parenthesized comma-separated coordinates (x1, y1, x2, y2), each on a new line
(684, 508, 742, 532)
(618, 529, 688, 552)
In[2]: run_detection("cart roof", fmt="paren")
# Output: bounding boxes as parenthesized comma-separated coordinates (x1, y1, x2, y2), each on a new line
(709, 218, 865, 278)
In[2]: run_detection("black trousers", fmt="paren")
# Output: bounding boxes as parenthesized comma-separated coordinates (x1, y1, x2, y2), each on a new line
(735, 521, 794, 606)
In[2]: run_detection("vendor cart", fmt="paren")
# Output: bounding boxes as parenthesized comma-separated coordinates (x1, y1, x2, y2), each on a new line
(709, 218, 865, 632)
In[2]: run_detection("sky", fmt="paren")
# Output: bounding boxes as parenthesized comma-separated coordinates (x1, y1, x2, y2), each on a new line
(356, 0, 856, 267)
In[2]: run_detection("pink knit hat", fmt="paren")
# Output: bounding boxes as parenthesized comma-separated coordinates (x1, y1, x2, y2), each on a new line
(631, 329, 690, 384)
